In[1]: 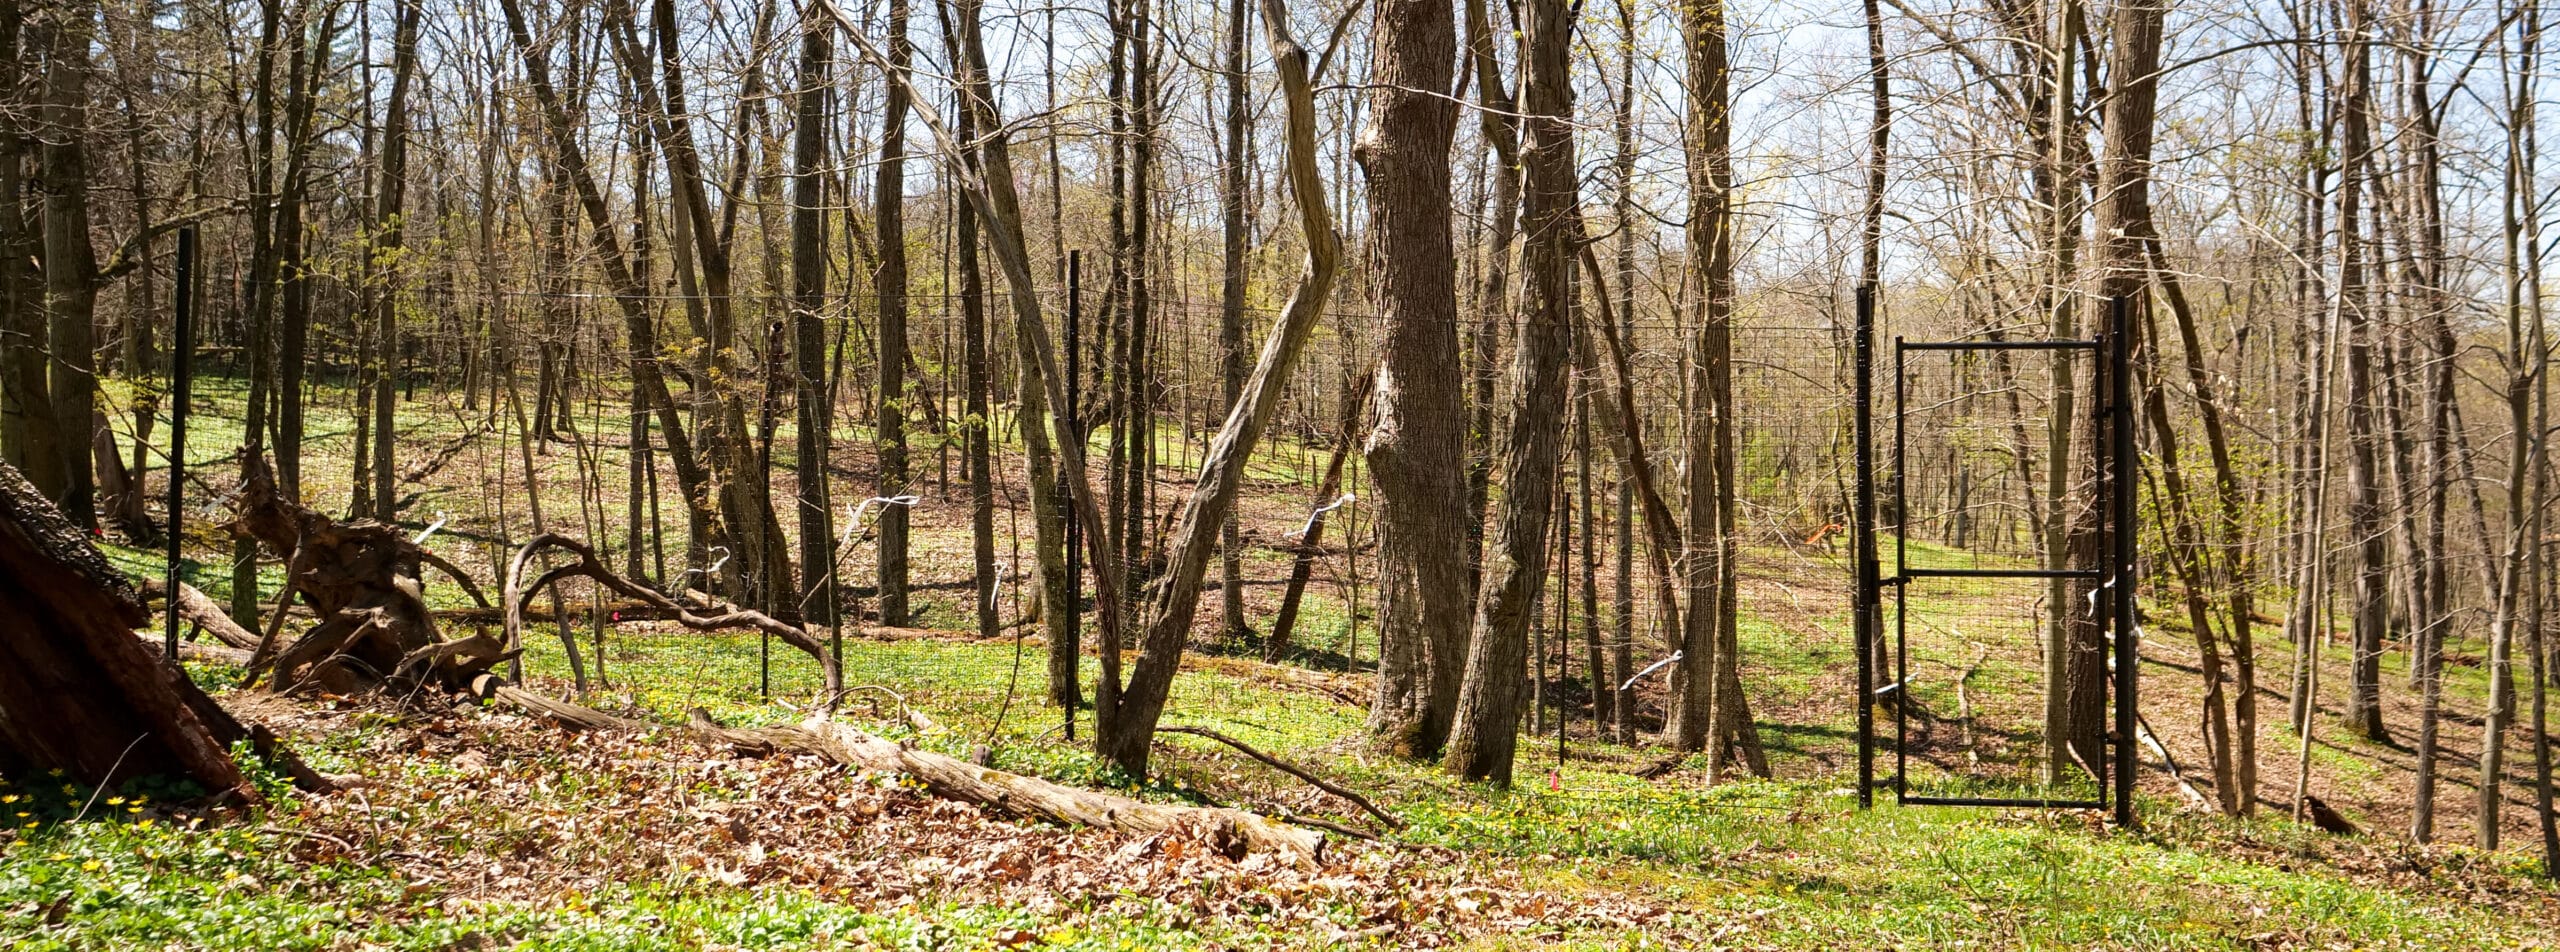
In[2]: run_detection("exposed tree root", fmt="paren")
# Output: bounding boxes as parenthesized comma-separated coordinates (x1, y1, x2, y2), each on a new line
(230, 459, 498, 696)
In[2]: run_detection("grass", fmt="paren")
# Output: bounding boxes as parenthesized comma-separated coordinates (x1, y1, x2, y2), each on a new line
(31, 376, 2558, 947)
(15, 625, 2548, 949)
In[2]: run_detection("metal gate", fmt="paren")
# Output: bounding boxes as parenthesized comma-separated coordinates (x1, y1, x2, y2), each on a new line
(1852, 294, 2137, 826)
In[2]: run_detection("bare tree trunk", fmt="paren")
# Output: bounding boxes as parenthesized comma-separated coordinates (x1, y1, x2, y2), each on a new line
(2335, 0, 2392, 744)
(1443, 0, 1573, 784)
(363, 0, 419, 521)
(0, 3, 67, 503)
(38, 0, 102, 529)
(792, 6, 835, 629)
(1090, 0, 1340, 777)
(2074, 0, 2168, 785)
(1217, 0, 1250, 642)
(873, 0, 913, 626)
(2484, 5, 2542, 848)
(1362, 0, 1474, 758)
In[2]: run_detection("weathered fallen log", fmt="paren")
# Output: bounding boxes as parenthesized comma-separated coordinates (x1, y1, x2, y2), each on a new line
(134, 633, 255, 666)
(0, 461, 322, 797)
(137, 578, 262, 649)
(494, 687, 1321, 861)
(504, 533, 843, 699)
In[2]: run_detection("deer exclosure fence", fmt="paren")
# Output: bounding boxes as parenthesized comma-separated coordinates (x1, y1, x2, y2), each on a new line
(1855, 294, 2139, 827)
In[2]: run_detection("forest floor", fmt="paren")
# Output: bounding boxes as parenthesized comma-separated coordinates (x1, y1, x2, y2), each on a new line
(5, 374, 2557, 948)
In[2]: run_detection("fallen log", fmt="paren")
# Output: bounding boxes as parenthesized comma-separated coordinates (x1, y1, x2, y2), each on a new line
(137, 578, 262, 649)
(133, 633, 255, 666)
(504, 534, 843, 699)
(0, 460, 322, 796)
(495, 687, 1321, 861)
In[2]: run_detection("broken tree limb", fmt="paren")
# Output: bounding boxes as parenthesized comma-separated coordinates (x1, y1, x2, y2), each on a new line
(494, 687, 1323, 862)
(134, 633, 254, 666)
(137, 578, 262, 649)
(502, 533, 843, 700)
(1158, 725, 1402, 831)
(2135, 711, 2213, 810)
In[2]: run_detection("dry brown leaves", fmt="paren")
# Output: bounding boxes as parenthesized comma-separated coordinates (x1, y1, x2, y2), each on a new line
(272, 697, 1678, 945)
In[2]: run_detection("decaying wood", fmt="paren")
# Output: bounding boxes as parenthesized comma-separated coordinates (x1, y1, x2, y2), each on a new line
(228, 458, 494, 695)
(0, 460, 320, 797)
(133, 633, 254, 666)
(502, 533, 843, 699)
(496, 687, 1323, 861)
(138, 578, 261, 649)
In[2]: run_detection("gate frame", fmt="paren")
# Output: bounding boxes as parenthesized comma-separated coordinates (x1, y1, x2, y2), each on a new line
(1851, 293, 2138, 828)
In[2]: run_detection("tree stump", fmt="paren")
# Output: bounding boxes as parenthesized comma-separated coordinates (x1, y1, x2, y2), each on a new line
(0, 461, 262, 794)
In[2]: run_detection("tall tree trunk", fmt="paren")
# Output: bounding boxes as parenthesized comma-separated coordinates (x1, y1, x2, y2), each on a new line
(873, 0, 913, 627)
(2483, 2, 2542, 849)
(361, 0, 419, 521)
(1090, 0, 1339, 777)
(1442, 0, 1573, 785)
(2336, 0, 2392, 744)
(1362, 0, 1474, 757)
(0, 3, 65, 508)
(792, 5, 836, 628)
(38, 0, 101, 529)
(2073, 0, 2168, 783)
(1217, 0, 1251, 642)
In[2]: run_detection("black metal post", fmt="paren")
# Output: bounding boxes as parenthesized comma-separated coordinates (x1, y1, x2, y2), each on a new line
(1892, 337, 1909, 802)
(2109, 295, 2138, 828)
(164, 227, 196, 663)
(1063, 250, 1083, 741)
(1851, 286, 1878, 809)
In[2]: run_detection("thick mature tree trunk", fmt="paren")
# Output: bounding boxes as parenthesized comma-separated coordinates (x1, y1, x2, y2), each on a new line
(873, 0, 914, 627)
(792, 7, 836, 627)
(37, 0, 101, 529)
(1360, 0, 1474, 759)
(0, 3, 68, 501)
(1672, 0, 1759, 771)
(1442, 0, 1573, 785)
(2063, 0, 2168, 783)
(1091, 0, 1339, 776)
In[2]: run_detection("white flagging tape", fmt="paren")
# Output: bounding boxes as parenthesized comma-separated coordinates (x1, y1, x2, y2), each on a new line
(684, 546, 733, 581)
(1621, 651, 1683, 692)
(411, 511, 449, 545)
(841, 495, 923, 549)
(1288, 493, 1357, 540)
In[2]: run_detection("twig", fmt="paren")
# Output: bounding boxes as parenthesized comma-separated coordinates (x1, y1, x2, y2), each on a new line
(1158, 725, 1403, 830)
